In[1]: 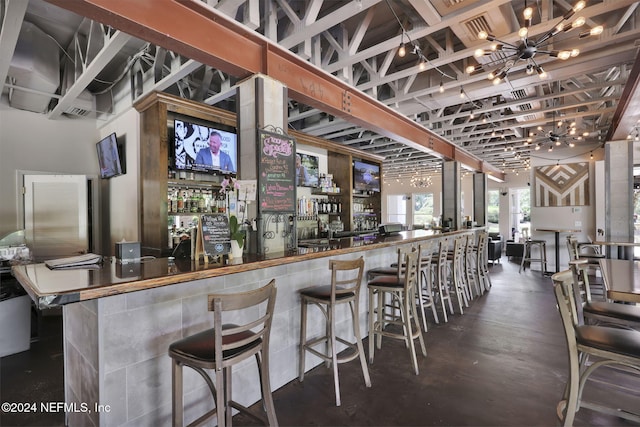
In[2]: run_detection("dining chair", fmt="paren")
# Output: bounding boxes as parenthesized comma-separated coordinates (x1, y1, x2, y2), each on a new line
(368, 247, 426, 374)
(299, 257, 371, 406)
(569, 259, 640, 331)
(551, 270, 640, 426)
(169, 280, 278, 427)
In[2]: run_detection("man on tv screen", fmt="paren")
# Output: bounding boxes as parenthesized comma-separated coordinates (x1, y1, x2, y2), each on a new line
(195, 131, 235, 172)
(296, 154, 311, 186)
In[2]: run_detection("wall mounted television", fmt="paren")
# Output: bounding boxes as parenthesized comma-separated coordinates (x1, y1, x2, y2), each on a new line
(296, 153, 319, 188)
(173, 118, 237, 175)
(96, 132, 125, 179)
(353, 159, 380, 192)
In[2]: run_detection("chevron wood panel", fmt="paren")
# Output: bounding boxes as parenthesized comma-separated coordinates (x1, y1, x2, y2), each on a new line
(534, 163, 590, 207)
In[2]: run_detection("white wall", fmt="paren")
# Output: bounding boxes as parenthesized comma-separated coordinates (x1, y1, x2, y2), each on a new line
(0, 104, 98, 237)
(97, 108, 140, 247)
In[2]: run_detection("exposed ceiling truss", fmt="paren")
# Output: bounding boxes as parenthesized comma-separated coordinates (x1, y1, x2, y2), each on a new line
(2, 0, 640, 181)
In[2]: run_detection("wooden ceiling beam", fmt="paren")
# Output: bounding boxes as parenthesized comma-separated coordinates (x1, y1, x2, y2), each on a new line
(44, 0, 504, 179)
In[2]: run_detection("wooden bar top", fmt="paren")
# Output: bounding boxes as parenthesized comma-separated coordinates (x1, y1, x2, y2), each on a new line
(13, 228, 480, 309)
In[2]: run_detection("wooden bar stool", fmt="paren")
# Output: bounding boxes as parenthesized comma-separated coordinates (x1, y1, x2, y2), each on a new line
(476, 232, 492, 291)
(417, 242, 439, 331)
(299, 257, 371, 406)
(446, 236, 469, 314)
(368, 247, 426, 375)
(520, 238, 548, 275)
(168, 280, 278, 427)
(431, 238, 455, 323)
(464, 234, 481, 299)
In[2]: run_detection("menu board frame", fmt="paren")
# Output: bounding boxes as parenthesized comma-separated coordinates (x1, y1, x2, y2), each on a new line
(198, 213, 231, 256)
(257, 129, 296, 213)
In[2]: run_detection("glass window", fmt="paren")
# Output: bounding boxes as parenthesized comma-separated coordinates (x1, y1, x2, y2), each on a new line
(413, 193, 434, 227)
(487, 189, 499, 233)
(387, 195, 406, 224)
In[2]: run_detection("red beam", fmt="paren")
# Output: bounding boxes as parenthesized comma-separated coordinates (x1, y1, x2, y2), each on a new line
(45, 0, 504, 179)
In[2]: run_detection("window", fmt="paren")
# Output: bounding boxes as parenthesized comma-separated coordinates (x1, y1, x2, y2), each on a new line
(413, 193, 434, 226)
(387, 195, 406, 224)
(487, 190, 499, 233)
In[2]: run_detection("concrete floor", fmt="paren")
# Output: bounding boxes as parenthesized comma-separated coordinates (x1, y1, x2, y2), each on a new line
(1, 258, 639, 426)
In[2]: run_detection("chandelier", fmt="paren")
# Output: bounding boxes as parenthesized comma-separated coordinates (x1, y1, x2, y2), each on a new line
(410, 174, 432, 188)
(467, 1, 603, 84)
(526, 114, 589, 152)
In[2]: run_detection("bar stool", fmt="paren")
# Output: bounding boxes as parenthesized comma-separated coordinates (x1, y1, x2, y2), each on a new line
(476, 232, 492, 291)
(299, 257, 371, 406)
(520, 236, 548, 275)
(464, 234, 481, 299)
(169, 280, 278, 427)
(431, 238, 454, 323)
(446, 236, 469, 314)
(417, 242, 439, 331)
(368, 247, 426, 375)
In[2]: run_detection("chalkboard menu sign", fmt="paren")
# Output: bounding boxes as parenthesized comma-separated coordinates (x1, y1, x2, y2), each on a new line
(200, 214, 230, 255)
(258, 129, 296, 212)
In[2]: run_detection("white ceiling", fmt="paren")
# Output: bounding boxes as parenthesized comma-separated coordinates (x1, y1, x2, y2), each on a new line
(1, 0, 640, 180)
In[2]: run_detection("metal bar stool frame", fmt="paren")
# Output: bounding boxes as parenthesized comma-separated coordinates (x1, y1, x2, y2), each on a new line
(299, 257, 371, 406)
(169, 280, 278, 427)
(551, 270, 640, 426)
(368, 247, 427, 375)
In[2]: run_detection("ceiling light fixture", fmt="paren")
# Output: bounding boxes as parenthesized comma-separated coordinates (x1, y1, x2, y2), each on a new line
(386, 0, 456, 91)
(467, 0, 603, 84)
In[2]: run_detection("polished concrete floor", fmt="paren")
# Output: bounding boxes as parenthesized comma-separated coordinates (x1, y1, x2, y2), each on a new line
(1, 258, 639, 426)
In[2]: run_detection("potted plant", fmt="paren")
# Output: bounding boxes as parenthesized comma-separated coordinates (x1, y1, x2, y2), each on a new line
(228, 214, 245, 258)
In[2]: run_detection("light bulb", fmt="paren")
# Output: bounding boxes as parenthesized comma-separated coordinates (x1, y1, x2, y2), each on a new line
(557, 50, 571, 60)
(572, 17, 586, 28)
(398, 43, 406, 57)
(571, 48, 580, 57)
(523, 6, 533, 19)
(573, 1, 585, 12)
(419, 60, 426, 71)
(478, 30, 488, 40)
(439, 81, 444, 93)
(591, 25, 604, 36)
(460, 88, 465, 98)
(466, 65, 476, 73)
(519, 27, 528, 38)
(569, 142, 575, 147)
(474, 48, 485, 58)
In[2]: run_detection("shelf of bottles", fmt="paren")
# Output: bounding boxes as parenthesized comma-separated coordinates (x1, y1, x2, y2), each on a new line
(297, 195, 342, 221)
(353, 197, 378, 232)
(167, 181, 226, 215)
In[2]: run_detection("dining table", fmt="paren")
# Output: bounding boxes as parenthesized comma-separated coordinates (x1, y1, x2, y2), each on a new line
(598, 258, 640, 304)
(592, 239, 640, 260)
(535, 228, 581, 273)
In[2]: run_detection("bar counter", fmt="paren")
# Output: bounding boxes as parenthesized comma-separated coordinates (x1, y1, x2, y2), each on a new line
(12, 228, 480, 426)
(13, 229, 471, 309)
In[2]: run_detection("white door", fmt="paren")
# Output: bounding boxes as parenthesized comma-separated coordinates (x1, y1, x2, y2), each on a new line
(24, 175, 88, 259)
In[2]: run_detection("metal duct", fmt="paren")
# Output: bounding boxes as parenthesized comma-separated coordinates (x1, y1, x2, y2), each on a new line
(8, 21, 59, 113)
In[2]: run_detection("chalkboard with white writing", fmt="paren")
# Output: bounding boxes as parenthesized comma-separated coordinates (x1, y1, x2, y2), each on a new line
(258, 130, 296, 212)
(200, 214, 230, 255)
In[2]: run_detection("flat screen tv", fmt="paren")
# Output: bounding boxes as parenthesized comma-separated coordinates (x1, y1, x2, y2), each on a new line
(96, 133, 125, 179)
(353, 160, 380, 192)
(173, 118, 237, 175)
(296, 153, 319, 188)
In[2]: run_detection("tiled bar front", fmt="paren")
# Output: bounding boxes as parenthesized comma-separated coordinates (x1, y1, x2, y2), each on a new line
(63, 243, 410, 426)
